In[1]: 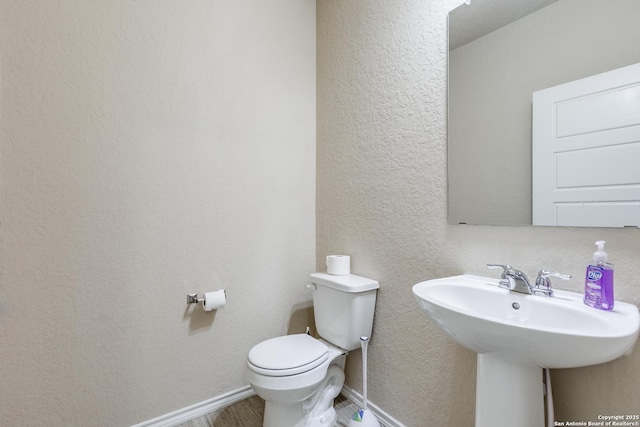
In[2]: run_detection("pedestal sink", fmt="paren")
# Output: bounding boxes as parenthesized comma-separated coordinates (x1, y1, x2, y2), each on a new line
(412, 274, 639, 427)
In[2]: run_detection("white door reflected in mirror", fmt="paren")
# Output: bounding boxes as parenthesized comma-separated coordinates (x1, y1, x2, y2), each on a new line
(532, 63, 640, 227)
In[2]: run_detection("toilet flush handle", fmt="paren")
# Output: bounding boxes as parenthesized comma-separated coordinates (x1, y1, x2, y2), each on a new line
(306, 283, 317, 291)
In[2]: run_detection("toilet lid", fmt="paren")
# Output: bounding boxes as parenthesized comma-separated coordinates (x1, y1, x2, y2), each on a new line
(248, 334, 329, 376)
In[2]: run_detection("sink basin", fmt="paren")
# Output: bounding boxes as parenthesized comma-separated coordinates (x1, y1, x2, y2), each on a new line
(412, 274, 639, 368)
(412, 274, 639, 427)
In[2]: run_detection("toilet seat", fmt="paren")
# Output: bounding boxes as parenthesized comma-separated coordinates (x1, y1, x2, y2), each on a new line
(248, 334, 329, 377)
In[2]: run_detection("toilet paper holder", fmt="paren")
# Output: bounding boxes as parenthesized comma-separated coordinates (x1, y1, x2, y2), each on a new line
(186, 290, 227, 307)
(186, 293, 204, 304)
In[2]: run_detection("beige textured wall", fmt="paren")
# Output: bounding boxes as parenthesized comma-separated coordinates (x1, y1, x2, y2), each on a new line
(0, 1, 315, 426)
(317, 0, 640, 425)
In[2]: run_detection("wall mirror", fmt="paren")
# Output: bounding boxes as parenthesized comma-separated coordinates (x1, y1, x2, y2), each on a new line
(447, 0, 640, 227)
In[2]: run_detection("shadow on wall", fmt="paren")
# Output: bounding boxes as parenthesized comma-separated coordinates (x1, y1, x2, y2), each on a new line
(183, 304, 217, 333)
(288, 301, 315, 336)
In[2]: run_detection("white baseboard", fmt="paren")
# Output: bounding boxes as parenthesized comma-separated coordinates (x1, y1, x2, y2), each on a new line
(132, 384, 405, 427)
(340, 385, 407, 427)
(131, 385, 256, 427)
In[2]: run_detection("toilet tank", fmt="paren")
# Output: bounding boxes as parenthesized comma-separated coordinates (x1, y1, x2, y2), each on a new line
(309, 273, 379, 351)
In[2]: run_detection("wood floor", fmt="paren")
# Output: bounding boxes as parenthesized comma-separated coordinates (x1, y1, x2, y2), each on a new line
(175, 394, 365, 427)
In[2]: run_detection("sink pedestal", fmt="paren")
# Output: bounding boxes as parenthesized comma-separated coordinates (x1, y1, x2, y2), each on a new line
(476, 353, 545, 427)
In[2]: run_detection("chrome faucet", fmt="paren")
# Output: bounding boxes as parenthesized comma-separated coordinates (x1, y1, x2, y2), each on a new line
(487, 264, 533, 294)
(533, 269, 572, 297)
(487, 264, 571, 297)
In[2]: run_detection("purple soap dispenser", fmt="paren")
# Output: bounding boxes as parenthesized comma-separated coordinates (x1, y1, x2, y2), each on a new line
(584, 240, 614, 311)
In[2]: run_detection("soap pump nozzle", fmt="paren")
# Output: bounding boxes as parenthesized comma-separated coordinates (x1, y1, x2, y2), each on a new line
(593, 240, 608, 265)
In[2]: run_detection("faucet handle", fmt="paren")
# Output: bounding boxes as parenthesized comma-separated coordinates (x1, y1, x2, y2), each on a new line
(486, 264, 513, 275)
(534, 270, 571, 297)
(536, 269, 572, 282)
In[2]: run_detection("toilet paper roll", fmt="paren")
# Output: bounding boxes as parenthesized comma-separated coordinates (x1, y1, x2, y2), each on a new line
(326, 255, 350, 275)
(203, 290, 226, 311)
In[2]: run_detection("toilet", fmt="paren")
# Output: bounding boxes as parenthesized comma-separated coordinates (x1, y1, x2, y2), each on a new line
(246, 272, 379, 427)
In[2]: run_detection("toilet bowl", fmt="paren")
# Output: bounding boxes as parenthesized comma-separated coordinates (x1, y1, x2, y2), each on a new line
(246, 334, 346, 427)
(245, 273, 380, 427)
